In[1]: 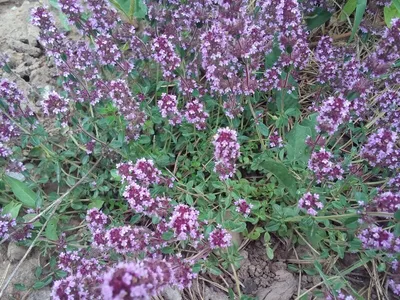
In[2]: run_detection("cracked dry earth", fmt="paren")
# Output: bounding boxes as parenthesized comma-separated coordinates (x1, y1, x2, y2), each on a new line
(0, 1, 321, 299)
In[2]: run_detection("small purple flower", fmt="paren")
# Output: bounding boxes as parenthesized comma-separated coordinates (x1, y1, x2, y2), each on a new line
(12, 223, 33, 241)
(168, 204, 201, 241)
(389, 279, 400, 296)
(0, 143, 12, 158)
(41, 91, 70, 127)
(151, 35, 181, 80)
(58, 0, 83, 24)
(131, 158, 162, 186)
(369, 191, 400, 213)
(86, 208, 108, 232)
(105, 226, 150, 254)
(298, 192, 324, 216)
(209, 226, 232, 249)
(316, 96, 350, 135)
(223, 96, 243, 119)
(234, 198, 253, 218)
(123, 182, 153, 214)
(308, 148, 344, 182)
(269, 130, 283, 148)
(360, 128, 400, 169)
(85, 140, 96, 155)
(51, 276, 85, 300)
(184, 99, 209, 130)
(158, 93, 182, 125)
(0, 211, 17, 240)
(358, 226, 395, 251)
(213, 127, 240, 180)
(95, 34, 121, 66)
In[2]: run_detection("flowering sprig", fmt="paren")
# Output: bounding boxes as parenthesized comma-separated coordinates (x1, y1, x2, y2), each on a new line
(298, 192, 324, 216)
(212, 128, 240, 180)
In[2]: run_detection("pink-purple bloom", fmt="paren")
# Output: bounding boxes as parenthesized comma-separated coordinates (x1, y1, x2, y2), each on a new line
(212, 128, 240, 180)
(209, 226, 232, 249)
(234, 198, 253, 218)
(308, 148, 344, 182)
(168, 204, 201, 241)
(298, 192, 324, 216)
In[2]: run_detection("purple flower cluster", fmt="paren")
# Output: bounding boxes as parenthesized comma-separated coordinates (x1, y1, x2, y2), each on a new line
(376, 90, 400, 132)
(168, 204, 201, 241)
(105, 226, 153, 254)
(183, 99, 209, 130)
(0, 211, 16, 240)
(360, 128, 400, 169)
(158, 93, 182, 126)
(41, 91, 70, 127)
(86, 0, 119, 33)
(0, 210, 33, 242)
(86, 208, 108, 232)
(102, 257, 195, 299)
(109, 80, 147, 140)
(366, 19, 400, 77)
(269, 130, 283, 148)
(212, 128, 240, 180)
(0, 79, 32, 119)
(52, 250, 104, 300)
(368, 192, 400, 213)
(308, 148, 344, 183)
(151, 35, 181, 80)
(234, 198, 253, 218)
(300, 0, 335, 13)
(298, 192, 324, 216)
(209, 226, 232, 249)
(358, 226, 400, 252)
(116, 158, 170, 187)
(326, 289, 355, 300)
(95, 34, 122, 67)
(0, 80, 33, 162)
(58, 0, 83, 25)
(316, 96, 350, 135)
(223, 96, 244, 119)
(0, 142, 12, 158)
(31, 7, 66, 62)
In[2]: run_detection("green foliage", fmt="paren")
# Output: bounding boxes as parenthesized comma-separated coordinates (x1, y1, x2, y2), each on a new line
(350, 0, 367, 41)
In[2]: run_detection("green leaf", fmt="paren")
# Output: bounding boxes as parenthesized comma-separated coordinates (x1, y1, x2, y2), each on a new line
(110, 0, 147, 19)
(133, 0, 147, 18)
(45, 217, 59, 241)
(350, 0, 367, 41)
(265, 43, 281, 68)
(1, 202, 22, 218)
(393, 0, 400, 12)
(266, 246, 274, 259)
(340, 0, 357, 21)
(384, 3, 400, 27)
(258, 123, 270, 137)
(5, 176, 39, 208)
(247, 227, 264, 240)
(259, 160, 297, 196)
(32, 276, 52, 290)
(306, 8, 332, 30)
(394, 209, 400, 221)
(162, 231, 174, 240)
(88, 199, 104, 209)
(286, 124, 311, 163)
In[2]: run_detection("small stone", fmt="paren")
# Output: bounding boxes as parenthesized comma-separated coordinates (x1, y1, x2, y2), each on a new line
(243, 278, 258, 294)
(256, 270, 297, 300)
(161, 286, 182, 300)
(203, 286, 229, 300)
(7, 243, 26, 262)
(27, 287, 51, 300)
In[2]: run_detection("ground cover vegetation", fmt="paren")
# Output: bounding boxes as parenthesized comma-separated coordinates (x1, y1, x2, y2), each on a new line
(1, 0, 400, 299)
